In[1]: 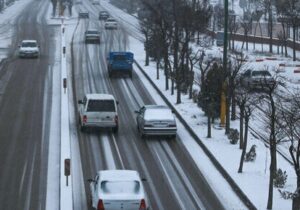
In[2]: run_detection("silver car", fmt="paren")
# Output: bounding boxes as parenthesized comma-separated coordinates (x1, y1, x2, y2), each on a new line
(79, 11, 89, 18)
(18, 40, 40, 58)
(135, 105, 177, 139)
(240, 69, 276, 90)
(88, 170, 150, 210)
(104, 18, 118, 29)
(85, 29, 100, 43)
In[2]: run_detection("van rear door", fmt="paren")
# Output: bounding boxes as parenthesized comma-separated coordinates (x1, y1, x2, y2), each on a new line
(86, 99, 116, 124)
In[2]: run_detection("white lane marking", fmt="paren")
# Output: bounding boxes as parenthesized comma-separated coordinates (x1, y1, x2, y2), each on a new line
(24, 144, 37, 210)
(162, 141, 206, 210)
(102, 135, 116, 169)
(152, 147, 187, 210)
(18, 158, 28, 196)
(112, 134, 124, 169)
(121, 79, 144, 107)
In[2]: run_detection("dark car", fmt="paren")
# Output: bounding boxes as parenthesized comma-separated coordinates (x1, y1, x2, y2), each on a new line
(99, 11, 109, 20)
(79, 11, 89, 19)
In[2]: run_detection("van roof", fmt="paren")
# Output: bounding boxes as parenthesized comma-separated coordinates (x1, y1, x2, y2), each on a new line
(85, 93, 115, 100)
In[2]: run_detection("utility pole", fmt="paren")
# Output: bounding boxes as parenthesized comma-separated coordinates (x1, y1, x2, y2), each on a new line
(220, 0, 229, 129)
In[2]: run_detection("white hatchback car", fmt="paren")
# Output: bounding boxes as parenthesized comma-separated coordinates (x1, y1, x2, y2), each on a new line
(88, 170, 150, 210)
(78, 93, 118, 132)
(18, 40, 40, 58)
(104, 18, 118, 29)
(135, 105, 177, 139)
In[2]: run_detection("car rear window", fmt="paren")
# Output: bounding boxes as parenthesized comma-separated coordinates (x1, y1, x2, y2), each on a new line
(252, 71, 271, 77)
(87, 100, 115, 112)
(87, 31, 99, 34)
(22, 42, 37, 47)
(101, 181, 140, 194)
(144, 108, 174, 121)
(113, 55, 126, 61)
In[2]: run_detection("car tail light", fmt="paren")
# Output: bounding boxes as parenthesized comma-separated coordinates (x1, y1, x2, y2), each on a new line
(83, 115, 87, 123)
(139, 199, 146, 210)
(169, 124, 176, 127)
(97, 199, 105, 210)
(114, 115, 118, 124)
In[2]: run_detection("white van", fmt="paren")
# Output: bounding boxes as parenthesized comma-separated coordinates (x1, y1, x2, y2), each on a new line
(78, 93, 118, 132)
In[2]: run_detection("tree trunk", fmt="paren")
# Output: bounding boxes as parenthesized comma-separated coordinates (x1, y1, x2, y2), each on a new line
(164, 51, 169, 90)
(145, 34, 149, 66)
(293, 25, 296, 61)
(239, 104, 244, 149)
(292, 177, 300, 210)
(207, 115, 211, 138)
(156, 59, 159, 80)
(267, 143, 276, 210)
(231, 85, 236, 120)
(238, 114, 249, 173)
(268, 7, 273, 54)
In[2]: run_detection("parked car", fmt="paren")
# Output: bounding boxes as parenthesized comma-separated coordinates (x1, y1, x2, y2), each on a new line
(104, 18, 118, 29)
(88, 170, 150, 210)
(99, 11, 109, 20)
(79, 11, 89, 18)
(135, 105, 177, 139)
(85, 29, 100, 43)
(18, 40, 40, 58)
(78, 93, 118, 132)
(240, 69, 276, 90)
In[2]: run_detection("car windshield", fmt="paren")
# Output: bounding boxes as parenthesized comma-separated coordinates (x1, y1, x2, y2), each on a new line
(113, 55, 126, 61)
(144, 108, 174, 121)
(87, 100, 115, 112)
(22, 42, 37, 47)
(87, 31, 99, 34)
(252, 71, 271, 77)
(100, 181, 140, 194)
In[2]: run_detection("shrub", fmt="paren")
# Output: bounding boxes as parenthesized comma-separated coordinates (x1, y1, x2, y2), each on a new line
(227, 128, 239, 144)
(274, 168, 287, 188)
(245, 145, 257, 162)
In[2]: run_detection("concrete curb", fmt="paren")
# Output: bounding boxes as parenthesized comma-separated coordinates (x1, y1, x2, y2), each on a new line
(134, 61, 257, 210)
(60, 20, 73, 210)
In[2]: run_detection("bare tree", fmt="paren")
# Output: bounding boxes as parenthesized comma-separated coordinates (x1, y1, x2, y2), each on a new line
(278, 90, 300, 210)
(276, 0, 300, 61)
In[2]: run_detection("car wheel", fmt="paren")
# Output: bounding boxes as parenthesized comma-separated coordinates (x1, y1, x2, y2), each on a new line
(112, 126, 118, 133)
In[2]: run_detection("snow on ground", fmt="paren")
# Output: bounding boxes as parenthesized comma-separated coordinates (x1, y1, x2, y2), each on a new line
(0, 0, 33, 59)
(130, 34, 297, 209)
(0, 0, 298, 209)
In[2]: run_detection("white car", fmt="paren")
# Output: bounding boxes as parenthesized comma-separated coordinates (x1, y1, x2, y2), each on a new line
(240, 69, 276, 90)
(18, 40, 40, 58)
(78, 93, 118, 132)
(135, 105, 177, 139)
(88, 170, 150, 210)
(79, 11, 89, 18)
(104, 18, 118, 29)
(85, 29, 101, 43)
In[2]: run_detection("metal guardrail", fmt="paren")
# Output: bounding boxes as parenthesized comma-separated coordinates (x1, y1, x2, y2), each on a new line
(134, 61, 257, 210)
